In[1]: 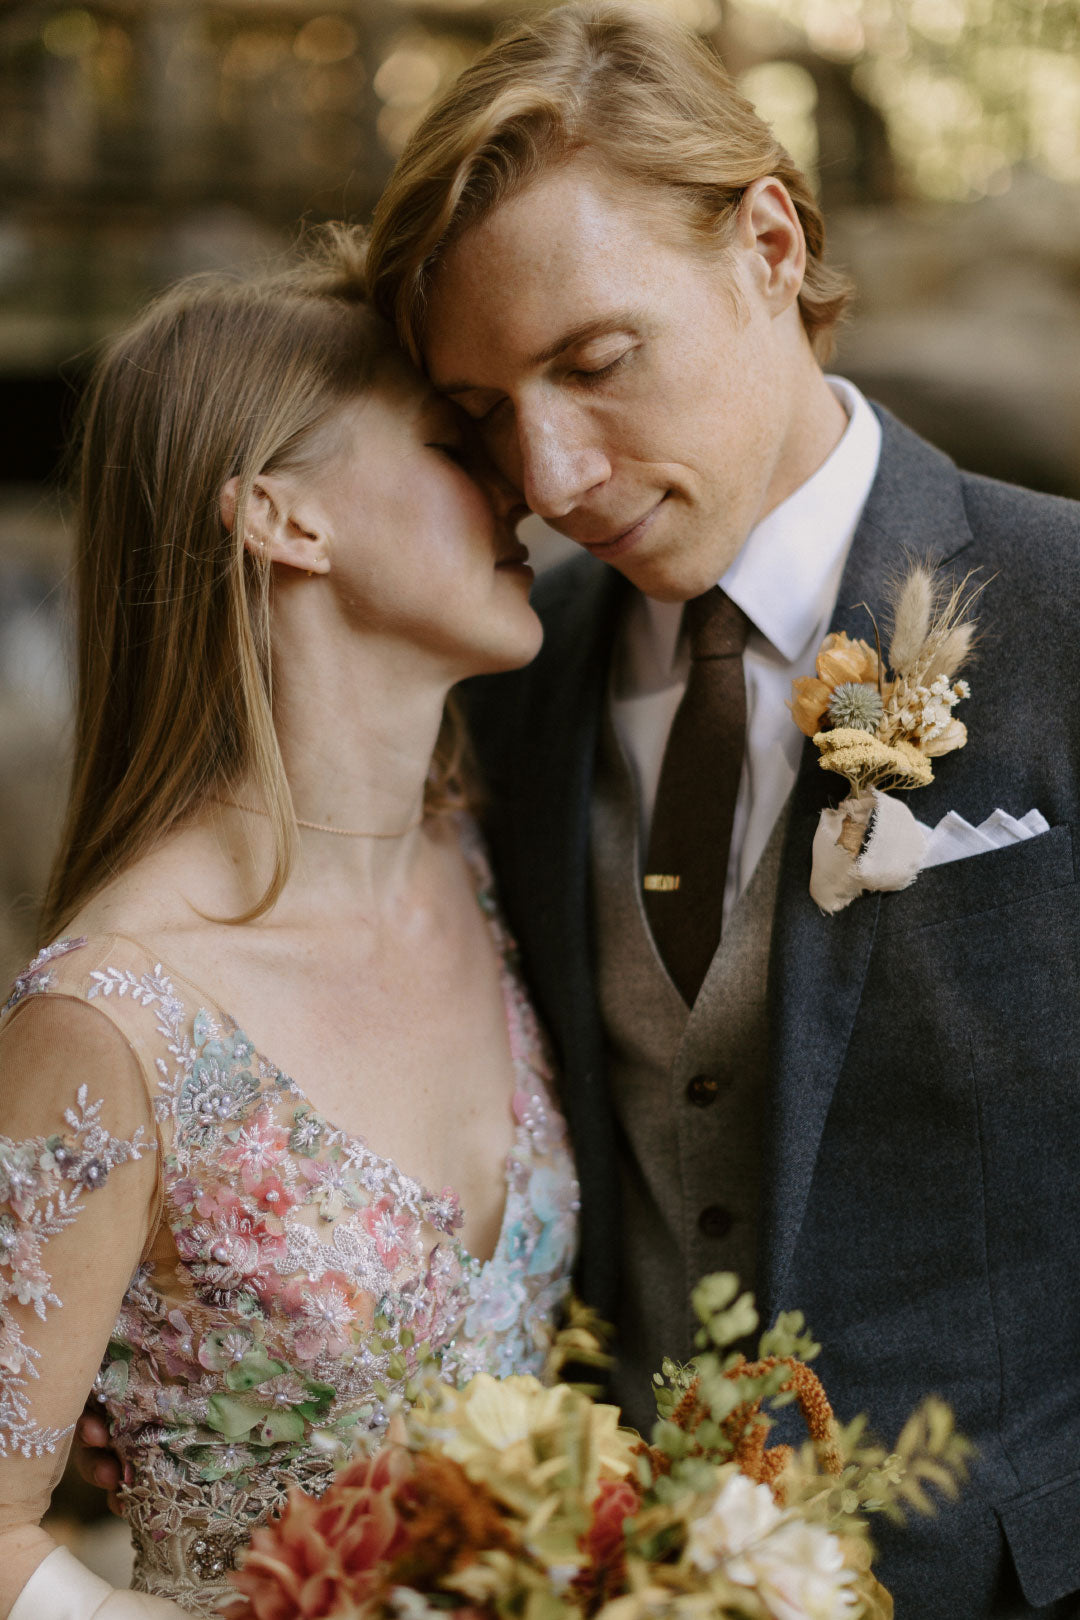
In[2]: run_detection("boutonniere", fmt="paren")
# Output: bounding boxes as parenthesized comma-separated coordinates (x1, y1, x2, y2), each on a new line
(791, 563, 983, 913)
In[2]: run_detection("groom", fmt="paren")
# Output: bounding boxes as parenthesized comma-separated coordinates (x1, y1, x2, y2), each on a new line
(365, 7, 1080, 1616)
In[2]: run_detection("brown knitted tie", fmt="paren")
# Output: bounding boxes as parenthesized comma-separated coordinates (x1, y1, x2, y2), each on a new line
(643, 588, 750, 1006)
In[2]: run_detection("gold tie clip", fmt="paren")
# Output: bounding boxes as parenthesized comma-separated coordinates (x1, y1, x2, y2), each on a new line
(643, 874, 681, 892)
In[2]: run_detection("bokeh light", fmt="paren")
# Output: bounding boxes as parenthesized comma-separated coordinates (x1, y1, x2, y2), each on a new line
(736, 0, 1080, 199)
(738, 60, 820, 179)
(373, 31, 477, 155)
(42, 8, 99, 59)
(294, 16, 358, 67)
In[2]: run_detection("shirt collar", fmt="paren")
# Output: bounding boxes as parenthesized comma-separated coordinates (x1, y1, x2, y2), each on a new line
(721, 377, 881, 662)
(636, 377, 882, 677)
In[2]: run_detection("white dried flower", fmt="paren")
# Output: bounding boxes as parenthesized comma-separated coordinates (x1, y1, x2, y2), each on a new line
(687, 1475, 857, 1620)
(734, 1517, 859, 1620)
(923, 718, 968, 758)
(686, 1474, 783, 1571)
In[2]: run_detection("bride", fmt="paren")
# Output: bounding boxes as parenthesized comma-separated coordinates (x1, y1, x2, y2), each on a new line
(0, 230, 578, 1618)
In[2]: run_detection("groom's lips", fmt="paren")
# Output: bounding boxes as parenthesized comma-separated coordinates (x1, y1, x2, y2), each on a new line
(581, 497, 666, 560)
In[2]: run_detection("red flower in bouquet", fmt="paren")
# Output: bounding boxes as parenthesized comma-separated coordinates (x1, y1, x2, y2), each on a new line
(573, 1477, 641, 1612)
(224, 1446, 414, 1620)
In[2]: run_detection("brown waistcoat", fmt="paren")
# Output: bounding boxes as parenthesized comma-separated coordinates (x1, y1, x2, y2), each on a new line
(589, 699, 789, 1432)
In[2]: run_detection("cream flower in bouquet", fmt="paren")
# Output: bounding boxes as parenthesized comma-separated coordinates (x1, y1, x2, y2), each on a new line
(686, 1473, 857, 1619)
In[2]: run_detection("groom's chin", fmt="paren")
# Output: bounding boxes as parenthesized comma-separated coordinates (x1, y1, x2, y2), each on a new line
(611, 546, 731, 605)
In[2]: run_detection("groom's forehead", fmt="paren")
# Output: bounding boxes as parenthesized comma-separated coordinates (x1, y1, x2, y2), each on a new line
(424, 162, 695, 368)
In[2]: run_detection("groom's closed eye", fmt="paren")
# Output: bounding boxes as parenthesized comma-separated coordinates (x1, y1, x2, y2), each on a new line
(570, 351, 633, 385)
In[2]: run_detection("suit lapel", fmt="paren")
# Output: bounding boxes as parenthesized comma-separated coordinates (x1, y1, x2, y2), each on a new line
(759, 408, 974, 1322)
(496, 558, 625, 1049)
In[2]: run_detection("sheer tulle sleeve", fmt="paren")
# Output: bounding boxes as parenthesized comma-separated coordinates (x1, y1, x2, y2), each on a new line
(0, 996, 194, 1617)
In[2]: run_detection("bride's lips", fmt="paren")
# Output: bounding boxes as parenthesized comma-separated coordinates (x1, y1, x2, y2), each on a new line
(581, 497, 666, 560)
(495, 541, 533, 573)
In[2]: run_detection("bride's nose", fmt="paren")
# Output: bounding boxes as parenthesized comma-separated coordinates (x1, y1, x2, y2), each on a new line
(470, 441, 530, 529)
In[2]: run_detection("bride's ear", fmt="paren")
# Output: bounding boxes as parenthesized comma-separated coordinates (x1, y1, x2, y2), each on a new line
(219, 475, 331, 576)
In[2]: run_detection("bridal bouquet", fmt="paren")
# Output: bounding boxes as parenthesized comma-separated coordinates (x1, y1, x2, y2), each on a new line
(223, 1276, 969, 1620)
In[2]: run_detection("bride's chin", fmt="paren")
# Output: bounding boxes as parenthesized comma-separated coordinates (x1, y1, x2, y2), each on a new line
(460, 610, 544, 678)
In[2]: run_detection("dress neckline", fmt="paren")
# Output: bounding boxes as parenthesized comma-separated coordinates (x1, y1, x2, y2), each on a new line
(87, 828, 539, 1270)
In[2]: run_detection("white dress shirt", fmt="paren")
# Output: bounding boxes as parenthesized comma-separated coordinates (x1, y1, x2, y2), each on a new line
(610, 376, 883, 923)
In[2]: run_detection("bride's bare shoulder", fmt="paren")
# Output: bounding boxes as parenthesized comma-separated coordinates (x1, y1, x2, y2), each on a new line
(64, 819, 245, 950)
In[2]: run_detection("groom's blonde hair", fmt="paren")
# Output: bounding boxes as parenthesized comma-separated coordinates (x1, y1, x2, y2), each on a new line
(367, 1, 852, 361)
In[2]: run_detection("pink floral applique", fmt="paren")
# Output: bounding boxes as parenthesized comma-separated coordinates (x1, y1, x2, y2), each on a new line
(219, 1108, 292, 1192)
(175, 1186, 287, 1309)
(281, 1270, 375, 1361)
(361, 1195, 422, 1271)
(246, 1173, 299, 1216)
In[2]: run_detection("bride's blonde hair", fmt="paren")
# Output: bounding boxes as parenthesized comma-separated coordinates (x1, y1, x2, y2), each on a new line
(42, 226, 470, 940)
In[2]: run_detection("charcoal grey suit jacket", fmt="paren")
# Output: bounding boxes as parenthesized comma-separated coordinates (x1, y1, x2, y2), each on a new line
(464, 408, 1080, 1619)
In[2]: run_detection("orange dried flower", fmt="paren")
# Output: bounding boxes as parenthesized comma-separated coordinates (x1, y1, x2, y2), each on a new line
(637, 1360, 841, 1509)
(225, 1446, 413, 1620)
(791, 632, 884, 737)
(388, 1452, 518, 1588)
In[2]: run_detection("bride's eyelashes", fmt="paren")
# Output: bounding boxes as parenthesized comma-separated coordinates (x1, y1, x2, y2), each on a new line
(426, 440, 470, 466)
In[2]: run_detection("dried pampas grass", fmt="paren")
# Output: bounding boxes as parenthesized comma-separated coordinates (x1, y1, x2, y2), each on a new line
(885, 559, 987, 685)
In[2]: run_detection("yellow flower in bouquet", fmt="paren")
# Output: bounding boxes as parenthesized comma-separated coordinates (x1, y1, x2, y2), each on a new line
(416, 1373, 636, 1493)
(404, 1371, 638, 1573)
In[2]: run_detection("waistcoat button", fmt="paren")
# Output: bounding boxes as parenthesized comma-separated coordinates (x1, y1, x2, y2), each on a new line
(698, 1204, 734, 1239)
(686, 1073, 720, 1107)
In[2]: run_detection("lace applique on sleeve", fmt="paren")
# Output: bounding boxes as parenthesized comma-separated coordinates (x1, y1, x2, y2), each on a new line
(0, 1083, 155, 1457)
(2, 940, 88, 1019)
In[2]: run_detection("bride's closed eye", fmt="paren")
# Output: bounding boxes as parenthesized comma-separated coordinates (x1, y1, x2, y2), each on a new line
(426, 440, 470, 466)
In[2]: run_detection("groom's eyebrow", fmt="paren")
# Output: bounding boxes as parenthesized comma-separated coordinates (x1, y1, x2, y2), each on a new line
(437, 312, 641, 396)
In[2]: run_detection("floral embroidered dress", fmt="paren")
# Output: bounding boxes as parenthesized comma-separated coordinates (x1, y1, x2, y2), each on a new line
(0, 836, 578, 1617)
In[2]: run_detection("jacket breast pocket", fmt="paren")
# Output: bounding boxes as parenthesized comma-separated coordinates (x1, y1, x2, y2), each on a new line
(876, 821, 1075, 935)
(997, 1471, 1080, 1608)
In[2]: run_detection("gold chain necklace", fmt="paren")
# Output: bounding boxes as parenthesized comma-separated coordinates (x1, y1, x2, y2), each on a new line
(212, 798, 424, 839)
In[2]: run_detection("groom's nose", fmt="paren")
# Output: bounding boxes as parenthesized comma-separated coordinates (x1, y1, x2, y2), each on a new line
(510, 402, 611, 520)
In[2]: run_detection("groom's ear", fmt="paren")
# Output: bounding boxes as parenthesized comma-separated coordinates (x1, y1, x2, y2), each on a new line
(736, 177, 806, 314)
(219, 474, 331, 576)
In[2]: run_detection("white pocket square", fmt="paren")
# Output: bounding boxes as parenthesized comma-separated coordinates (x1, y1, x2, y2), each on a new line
(810, 797, 1052, 913)
(919, 807, 1050, 869)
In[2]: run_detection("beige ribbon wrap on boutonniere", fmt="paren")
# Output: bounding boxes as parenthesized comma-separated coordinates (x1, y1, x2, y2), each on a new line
(790, 562, 986, 914)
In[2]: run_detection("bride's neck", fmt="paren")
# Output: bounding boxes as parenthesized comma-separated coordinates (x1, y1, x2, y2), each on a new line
(232, 621, 453, 909)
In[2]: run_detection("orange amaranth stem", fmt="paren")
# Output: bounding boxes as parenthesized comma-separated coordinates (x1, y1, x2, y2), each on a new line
(641, 1359, 842, 1504)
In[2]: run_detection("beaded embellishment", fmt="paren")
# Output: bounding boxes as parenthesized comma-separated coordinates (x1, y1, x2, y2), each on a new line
(0, 1084, 153, 1457)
